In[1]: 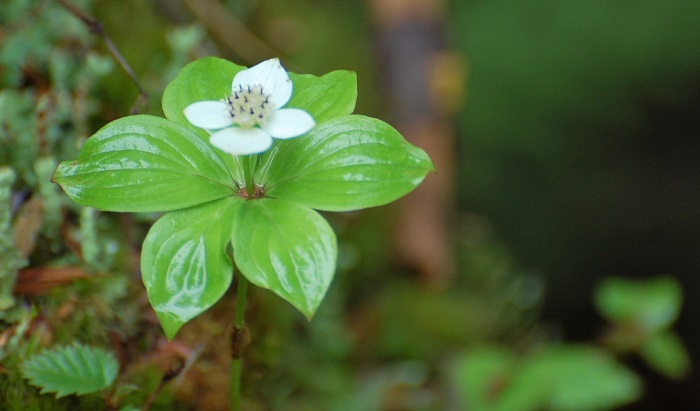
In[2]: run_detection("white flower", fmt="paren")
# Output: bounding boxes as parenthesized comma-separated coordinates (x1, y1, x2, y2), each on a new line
(183, 58, 315, 155)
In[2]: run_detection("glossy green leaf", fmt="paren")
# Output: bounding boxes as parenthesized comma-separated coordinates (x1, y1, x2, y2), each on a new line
(161, 57, 244, 172)
(141, 197, 242, 339)
(595, 276, 682, 332)
(287, 70, 357, 123)
(231, 198, 337, 318)
(259, 115, 434, 212)
(20, 343, 118, 398)
(162, 56, 243, 132)
(53, 115, 236, 212)
(640, 331, 690, 379)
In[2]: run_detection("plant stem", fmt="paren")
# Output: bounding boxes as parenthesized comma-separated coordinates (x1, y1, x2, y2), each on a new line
(231, 153, 256, 410)
(230, 275, 249, 411)
(241, 155, 256, 198)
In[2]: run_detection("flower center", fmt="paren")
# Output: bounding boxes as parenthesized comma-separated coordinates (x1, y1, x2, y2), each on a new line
(225, 84, 273, 128)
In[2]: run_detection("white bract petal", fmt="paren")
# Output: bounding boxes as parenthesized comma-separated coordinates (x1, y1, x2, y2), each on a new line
(183, 101, 234, 129)
(183, 58, 314, 157)
(210, 127, 273, 156)
(232, 58, 292, 109)
(261, 108, 316, 139)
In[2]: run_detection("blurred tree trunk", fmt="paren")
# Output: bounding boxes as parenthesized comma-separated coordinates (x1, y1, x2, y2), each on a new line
(369, 0, 464, 286)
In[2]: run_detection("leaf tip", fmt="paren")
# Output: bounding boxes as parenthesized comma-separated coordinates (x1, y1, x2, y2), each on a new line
(157, 312, 185, 341)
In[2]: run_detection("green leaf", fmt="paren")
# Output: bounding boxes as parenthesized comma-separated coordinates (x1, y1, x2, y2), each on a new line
(453, 346, 642, 411)
(53, 115, 236, 212)
(452, 346, 522, 411)
(231, 198, 337, 318)
(507, 346, 642, 411)
(287, 70, 357, 123)
(595, 277, 682, 332)
(640, 331, 690, 379)
(161, 57, 243, 173)
(141, 197, 242, 339)
(259, 115, 434, 212)
(162, 56, 243, 132)
(20, 343, 118, 398)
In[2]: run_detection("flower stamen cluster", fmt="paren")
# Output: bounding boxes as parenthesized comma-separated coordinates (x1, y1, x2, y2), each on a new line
(225, 84, 272, 127)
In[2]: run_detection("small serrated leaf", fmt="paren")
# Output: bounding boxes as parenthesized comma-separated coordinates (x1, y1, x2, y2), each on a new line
(20, 343, 119, 398)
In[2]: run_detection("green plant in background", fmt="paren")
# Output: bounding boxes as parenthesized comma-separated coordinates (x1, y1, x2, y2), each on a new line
(596, 276, 690, 379)
(452, 276, 689, 411)
(0, 168, 24, 312)
(52, 56, 433, 408)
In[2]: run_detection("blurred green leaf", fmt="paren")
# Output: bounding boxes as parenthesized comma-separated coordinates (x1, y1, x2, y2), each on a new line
(231, 198, 337, 318)
(53, 115, 236, 212)
(452, 346, 520, 411)
(511, 346, 642, 411)
(259, 115, 434, 212)
(594, 277, 682, 332)
(20, 343, 118, 398)
(287, 70, 357, 123)
(141, 197, 242, 339)
(640, 331, 691, 379)
(454, 345, 641, 411)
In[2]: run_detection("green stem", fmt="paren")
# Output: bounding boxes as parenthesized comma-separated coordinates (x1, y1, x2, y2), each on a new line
(231, 153, 256, 410)
(230, 275, 249, 411)
(240, 155, 257, 198)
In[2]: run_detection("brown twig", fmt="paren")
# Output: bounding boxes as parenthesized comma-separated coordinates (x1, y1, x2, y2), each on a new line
(142, 359, 185, 411)
(181, 0, 285, 66)
(57, 0, 148, 114)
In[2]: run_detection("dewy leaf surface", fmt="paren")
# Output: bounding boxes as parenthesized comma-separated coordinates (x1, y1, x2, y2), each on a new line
(231, 198, 337, 318)
(53, 115, 235, 212)
(20, 343, 119, 398)
(141, 197, 242, 339)
(259, 115, 434, 211)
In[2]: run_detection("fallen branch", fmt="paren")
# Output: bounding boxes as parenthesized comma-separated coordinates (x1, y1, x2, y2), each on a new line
(58, 0, 148, 114)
